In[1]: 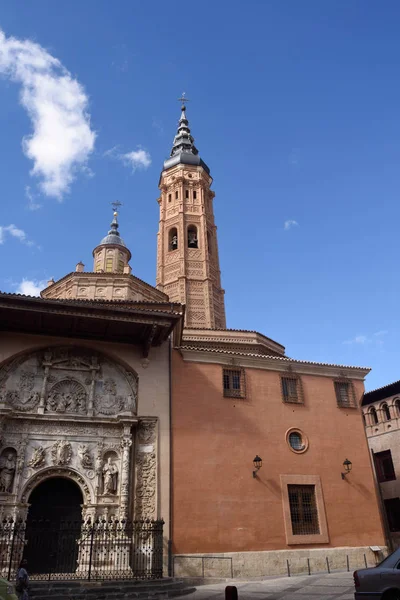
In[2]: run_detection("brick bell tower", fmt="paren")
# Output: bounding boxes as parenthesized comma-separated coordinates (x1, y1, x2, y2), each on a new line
(156, 97, 226, 329)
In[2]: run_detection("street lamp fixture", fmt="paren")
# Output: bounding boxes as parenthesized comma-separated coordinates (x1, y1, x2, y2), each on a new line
(341, 458, 352, 480)
(253, 455, 262, 478)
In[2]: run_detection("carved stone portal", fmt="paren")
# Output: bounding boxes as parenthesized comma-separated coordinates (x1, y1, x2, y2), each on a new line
(0, 347, 158, 526)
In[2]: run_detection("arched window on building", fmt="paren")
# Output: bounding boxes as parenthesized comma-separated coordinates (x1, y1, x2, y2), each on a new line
(382, 403, 391, 421)
(394, 398, 400, 417)
(369, 406, 378, 425)
(188, 225, 198, 248)
(169, 228, 178, 251)
(362, 412, 366, 426)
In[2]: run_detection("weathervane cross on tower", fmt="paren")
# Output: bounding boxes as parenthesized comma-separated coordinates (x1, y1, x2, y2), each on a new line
(111, 200, 122, 213)
(178, 92, 189, 107)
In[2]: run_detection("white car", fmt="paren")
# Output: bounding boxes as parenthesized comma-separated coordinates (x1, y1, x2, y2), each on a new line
(354, 548, 400, 599)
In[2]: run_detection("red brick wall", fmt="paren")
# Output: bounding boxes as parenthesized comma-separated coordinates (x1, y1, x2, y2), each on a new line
(171, 350, 386, 553)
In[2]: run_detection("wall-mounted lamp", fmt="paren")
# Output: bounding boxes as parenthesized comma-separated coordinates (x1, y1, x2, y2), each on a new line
(341, 458, 352, 480)
(253, 455, 262, 478)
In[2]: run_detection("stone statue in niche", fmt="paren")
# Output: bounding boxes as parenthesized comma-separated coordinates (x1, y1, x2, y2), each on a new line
(51, 441, 72, 466)
(28, 446, 46, 469)
(0, 452, 16, 493)
(102, 457, 118, 495)
(78, 445, 93, 469)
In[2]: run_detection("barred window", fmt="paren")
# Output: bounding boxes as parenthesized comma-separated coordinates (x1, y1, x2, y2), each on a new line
(223, 368, 245, 398)
(105, 258, 113, 273)
(288, 485, 320, 535)
(374, 450, 396, 483)
(334, 380, 355, 408)
(281, 376, 303, 404)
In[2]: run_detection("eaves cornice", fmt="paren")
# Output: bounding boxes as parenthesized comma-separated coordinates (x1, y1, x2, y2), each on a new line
(178, 346, 370, 380)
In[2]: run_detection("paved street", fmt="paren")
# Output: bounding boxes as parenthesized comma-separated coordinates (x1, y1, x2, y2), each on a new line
(187, 571, 355, 599)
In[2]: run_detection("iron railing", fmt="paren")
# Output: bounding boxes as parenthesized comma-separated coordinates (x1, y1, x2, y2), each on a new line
(0, 518, 164, 581)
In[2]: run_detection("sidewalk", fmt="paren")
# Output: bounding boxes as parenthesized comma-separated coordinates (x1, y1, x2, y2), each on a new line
(186, 571, 355, 599)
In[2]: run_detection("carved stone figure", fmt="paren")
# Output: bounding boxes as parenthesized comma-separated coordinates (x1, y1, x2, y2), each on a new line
(46, 380, 87, 414)
(28, 446, 46, 469)
(78, 445, 93, 469)
(102, 457, 118, 495)
(51, 441, 72, 466)
(0, 452, 16, 493)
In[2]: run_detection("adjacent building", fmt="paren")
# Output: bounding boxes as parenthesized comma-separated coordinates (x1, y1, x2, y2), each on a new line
(362, 381, 400, 548)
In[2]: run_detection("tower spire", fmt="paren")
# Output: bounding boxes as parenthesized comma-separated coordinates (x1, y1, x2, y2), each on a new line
(163, 94, 210, 174)
(156, 99, 226, 329)
(92, 202, 131, 272)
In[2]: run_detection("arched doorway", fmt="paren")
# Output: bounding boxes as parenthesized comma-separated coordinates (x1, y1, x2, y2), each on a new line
(24, 478, 83, 574)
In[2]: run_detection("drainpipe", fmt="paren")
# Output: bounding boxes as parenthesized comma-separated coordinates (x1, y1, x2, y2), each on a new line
(168, 336, 173, 576)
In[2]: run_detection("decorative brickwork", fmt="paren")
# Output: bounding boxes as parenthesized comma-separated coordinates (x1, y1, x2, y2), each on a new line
(156, 110, 226, 329)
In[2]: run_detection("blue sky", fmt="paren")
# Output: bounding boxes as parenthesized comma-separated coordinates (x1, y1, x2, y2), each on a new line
(0, 1, 399, 391)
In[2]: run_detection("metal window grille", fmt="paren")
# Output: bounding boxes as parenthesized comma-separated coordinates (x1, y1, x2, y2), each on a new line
(334, 380, 356, 408)
(288, 432, 304, 451)
(288, 485, 320, 535)
(105, 258, 113, 273)
(223, 368, 246, 398)
(281, 376, 303, 404)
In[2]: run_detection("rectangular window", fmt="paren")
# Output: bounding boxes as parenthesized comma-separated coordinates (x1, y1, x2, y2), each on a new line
(185, 189, 189, 199)
(384, 498, 400, 532)
(193, 190, 197, 200)
(175, 191, 178, 199)
(118, 260, 124, 273)
(223, 368, 245, 398)
(334, 380, 355, 408)
(105, 258, 113, 272)
(375, 450, 396, 483)
(288, 485, 320, 535)
(168, 194, 171, 202)
(281, 376, 303, 404)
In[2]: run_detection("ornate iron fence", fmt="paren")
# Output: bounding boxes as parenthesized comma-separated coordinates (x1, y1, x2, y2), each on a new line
(0, 518, 164, 581)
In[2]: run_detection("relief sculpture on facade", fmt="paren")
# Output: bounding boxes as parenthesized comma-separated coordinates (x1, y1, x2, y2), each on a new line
(0, 346, 138, 522)
(28, 446, 46, 469)
(51, 441, 72, 466)
(134, 420, 157, 519)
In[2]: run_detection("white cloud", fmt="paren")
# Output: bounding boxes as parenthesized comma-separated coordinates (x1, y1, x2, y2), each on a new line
(284, 219, 299, 230)
(344, 331, 388, 346)
(105, 146, 151, 172)
(0, 29, 96, 199)
(16, 278, 47, 296)
(0, 223, 38, 248)
(374, 330, 388, 337)
(344, 335, 368, 345)
(25, 185, 42, 210)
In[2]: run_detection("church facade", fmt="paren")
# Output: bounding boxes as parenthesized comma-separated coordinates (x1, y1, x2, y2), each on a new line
(0, 100, 388, 579)
(0, 217, 184, 575)
(156, 103, 387, 577)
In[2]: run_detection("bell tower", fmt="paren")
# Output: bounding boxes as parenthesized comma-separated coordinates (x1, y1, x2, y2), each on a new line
(156, 98, 226, 329)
